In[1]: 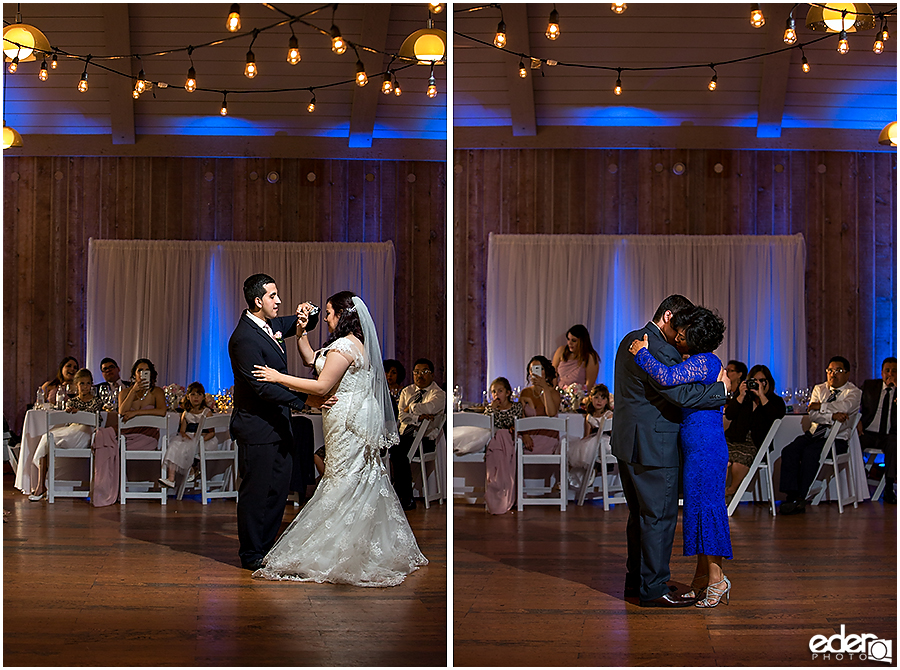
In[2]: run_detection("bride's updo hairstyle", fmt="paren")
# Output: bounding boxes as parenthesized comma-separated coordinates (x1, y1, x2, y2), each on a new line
(326, 290, 365, 344)
(672, 306, 725, 355)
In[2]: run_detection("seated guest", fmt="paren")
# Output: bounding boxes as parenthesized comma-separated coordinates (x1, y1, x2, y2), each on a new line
(551, 325, 600, 388)
(778, 356, 862, 515)
(29, 368, 102, 501)
(484, 356, 562, 515)
(724, 360, 748, 396)
(482, 376, 524, 514)
(41, 356, 79, 407)
(94, 357, 128, 410)
(392, 358, 446, 510)
(383, 358, 406, 417)
(160, 382, 217, 489)
(723, 365, 786, 502)
(568, 384, 614, 490)
(858, 357, 897, 503)
(91, 358, 168, 507)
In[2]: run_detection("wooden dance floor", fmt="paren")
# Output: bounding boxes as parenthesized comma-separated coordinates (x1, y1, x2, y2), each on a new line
(3, 473, 446, 667)
(454, 498, 897, 667)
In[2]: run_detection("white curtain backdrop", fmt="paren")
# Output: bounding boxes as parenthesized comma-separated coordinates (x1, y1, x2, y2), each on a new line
(86, 240, 396, 392)
(486, 234, 807, 395)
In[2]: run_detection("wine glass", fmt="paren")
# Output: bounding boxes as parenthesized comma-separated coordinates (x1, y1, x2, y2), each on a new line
(782, 388, 793, 405)
(452, 385, 462, 411)
(512, 385, 521, 402)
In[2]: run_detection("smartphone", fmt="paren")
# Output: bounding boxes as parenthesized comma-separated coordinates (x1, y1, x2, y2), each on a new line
(530, 363, 543, 377)
(139, 369, 150, 387)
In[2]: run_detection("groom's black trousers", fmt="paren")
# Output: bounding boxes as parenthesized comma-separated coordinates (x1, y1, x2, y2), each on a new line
(237, 440, 294, 565)
(618, 459, 680, 601)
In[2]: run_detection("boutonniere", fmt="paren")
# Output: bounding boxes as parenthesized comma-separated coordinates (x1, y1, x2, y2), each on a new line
(274, 331, 284, 344)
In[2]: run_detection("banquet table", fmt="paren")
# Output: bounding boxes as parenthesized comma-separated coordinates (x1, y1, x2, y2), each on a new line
(15, 408, 326, 498)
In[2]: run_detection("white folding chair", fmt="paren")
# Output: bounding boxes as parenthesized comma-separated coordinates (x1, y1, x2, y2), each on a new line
(198, 414, 239, 504)
(119, 414, 168, 505)
(5, 424, 19, 476)
(515, 415, 568, 511)
(807, 414, 861, 513)
(173, 415, 209, 501)
(727, 418, 782, 516)
(576, 416, 624, 509)
(409, 415, 445, 508)
(452, 412, 494, 499)
(862, 444, 887, 501)
(46, 410, 99, 503)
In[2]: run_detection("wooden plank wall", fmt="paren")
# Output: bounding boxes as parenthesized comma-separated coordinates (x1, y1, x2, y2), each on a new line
(453, 148, 897, 400)
(3, 157, 446, 432)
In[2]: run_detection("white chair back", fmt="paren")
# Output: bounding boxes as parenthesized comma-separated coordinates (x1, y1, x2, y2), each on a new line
(808, 413, 861, 513)
(198, 413, 239, 505)
(46, 410, 100, 503)
(410, 416, 446, 508)
(119, 414, 168, 505)
(727, 417, 782, 516)
(515, 415, 568, 511)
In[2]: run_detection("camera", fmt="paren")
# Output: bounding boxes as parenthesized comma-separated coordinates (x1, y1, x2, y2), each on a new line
(139, 369, 150, 387)
(746, 379, 759, 390)
(530, 363, 543, 377)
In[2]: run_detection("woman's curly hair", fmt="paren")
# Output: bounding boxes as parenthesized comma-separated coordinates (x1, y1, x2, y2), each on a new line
(672, 306, 725, 355)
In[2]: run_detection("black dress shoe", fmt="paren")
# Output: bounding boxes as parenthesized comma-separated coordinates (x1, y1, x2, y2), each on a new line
(779, 500, 806, 515)
(625, 583, 675, 598)
(639, 592, 699, 608)
(401, 499, 416, 511)
(242, 558, 264, 571)
(883, 492, 896, 504)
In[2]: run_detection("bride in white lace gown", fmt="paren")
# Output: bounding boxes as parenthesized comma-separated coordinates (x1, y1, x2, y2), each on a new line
(251, 291, 427, 587)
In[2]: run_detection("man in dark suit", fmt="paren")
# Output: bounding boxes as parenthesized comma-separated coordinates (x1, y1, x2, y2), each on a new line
(228, 273, 318, 570)
(859, 357, 897, 504)
(611, 295, 729, 608)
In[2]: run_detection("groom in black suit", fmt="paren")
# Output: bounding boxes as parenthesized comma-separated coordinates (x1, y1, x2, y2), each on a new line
(611, 295, 728, 607)
(228, 273, 317, 570)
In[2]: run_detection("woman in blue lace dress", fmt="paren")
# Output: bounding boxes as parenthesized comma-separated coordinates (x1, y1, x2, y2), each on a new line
(628, 306, 732, 608)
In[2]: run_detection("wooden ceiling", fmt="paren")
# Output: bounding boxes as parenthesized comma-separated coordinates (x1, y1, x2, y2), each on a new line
(2, 3, 447, 159)
(453, 2, 898, 151)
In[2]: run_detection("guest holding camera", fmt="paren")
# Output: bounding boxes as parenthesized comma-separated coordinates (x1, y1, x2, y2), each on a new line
(723, 365, 786, 502)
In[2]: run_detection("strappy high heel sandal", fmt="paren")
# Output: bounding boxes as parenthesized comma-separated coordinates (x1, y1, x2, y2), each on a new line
(685, 574, 708, 600)
(695, 576, 731, 608)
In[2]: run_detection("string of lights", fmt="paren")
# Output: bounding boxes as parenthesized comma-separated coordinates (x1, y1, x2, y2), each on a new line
(454, 3, 895, 90)
(2, 2, 447, 114)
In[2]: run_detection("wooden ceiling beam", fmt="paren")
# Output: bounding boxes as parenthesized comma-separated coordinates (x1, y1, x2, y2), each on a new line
(102, 4, 135, 145)
(504, 4, 536, 137)
(348, 4, 392, 148)
(757, 4, 793, 139)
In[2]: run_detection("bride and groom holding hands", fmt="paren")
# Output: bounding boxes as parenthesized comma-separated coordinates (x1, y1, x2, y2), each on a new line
(228, 273, 426, 587)
(612, 294, 735, 608)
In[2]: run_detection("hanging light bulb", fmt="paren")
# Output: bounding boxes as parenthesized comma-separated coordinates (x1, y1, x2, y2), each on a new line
(77, 71, 88, 92)
(287, 35, 301, 65)
(874, 34, 885, 53)
(244, 49, 257, 78)
(39, 59, 48, 80)
(355, 59, 367, 86)
(784, 16, 798, 44)
(801, 53, 811, 73)
(614, 71, 622, 96)
(331, 25, 346, 54)
(393, 75, 402, 96)
(494, 20, 507, 48)
(135, 69, 147, 95)
(220, 96, 228, 116)
(226, 4, 241, 32)
(879, 18, 889, 42)
(518, 60, 527, 78)
(185, 66, 197, 92)
(837, 29, 849, 53)
(708, 68, 718, 91)
(427, 74, 437, 98)
(7, 55, 18, 73)
(307, 93, 316, 113)
(382, 72, 393, 95)
(611, 2, 627, 13)
(546, 9, 560, 40)
(50, 53, 57, 69)
(430, 3, 443, 13)
(750, 4, 765, 28)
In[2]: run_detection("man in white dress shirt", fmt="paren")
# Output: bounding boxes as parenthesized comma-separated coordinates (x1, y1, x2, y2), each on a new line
(778, 356, 862, 515)
(392, 358, 446, 510)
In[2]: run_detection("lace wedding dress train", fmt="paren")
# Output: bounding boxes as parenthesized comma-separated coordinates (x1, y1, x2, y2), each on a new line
(254, 336, 428, 587)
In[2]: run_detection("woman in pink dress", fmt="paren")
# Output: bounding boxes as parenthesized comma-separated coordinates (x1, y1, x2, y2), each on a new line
(91, 359, 167, 506)
(484, 356, 561, 514)
(551, 325, 600, 388)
